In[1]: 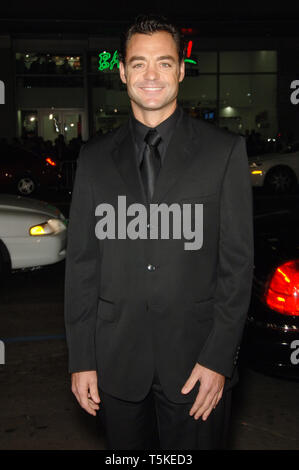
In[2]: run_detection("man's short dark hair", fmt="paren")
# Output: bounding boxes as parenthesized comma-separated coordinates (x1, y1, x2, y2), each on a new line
(118, 14, 186, 64)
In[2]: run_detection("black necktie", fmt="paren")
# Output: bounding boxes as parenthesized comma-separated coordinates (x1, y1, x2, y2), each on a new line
(140, 129, 162, 202)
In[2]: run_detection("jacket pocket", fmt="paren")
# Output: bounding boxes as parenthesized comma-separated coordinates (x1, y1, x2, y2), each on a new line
(97, 296, 116, 323)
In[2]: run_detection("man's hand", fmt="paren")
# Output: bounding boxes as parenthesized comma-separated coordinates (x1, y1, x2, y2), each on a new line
(181, 363, 225, 421)
(71, 370, 101, 416)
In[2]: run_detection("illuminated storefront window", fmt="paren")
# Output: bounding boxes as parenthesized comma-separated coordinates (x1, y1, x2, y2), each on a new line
(15, 48, 278, 140)
(15, 53, 85, 142)
(219, 74, 277, 135)
(219, 51, 277, 136)
(16, 53, 83, 74)
(20, 110, 38, 138)
(220, 51, 277, 73)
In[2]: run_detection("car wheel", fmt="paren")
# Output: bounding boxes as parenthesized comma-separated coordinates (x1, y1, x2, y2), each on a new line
(16, 176, 37, 196)
(264, 166, 297, 194)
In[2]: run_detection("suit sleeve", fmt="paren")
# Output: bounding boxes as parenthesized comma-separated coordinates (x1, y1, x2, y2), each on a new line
(64, 144, 100, 374)
(197, 135, 254, 378)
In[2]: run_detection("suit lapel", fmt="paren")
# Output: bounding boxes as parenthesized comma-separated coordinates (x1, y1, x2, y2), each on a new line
(111, 108, 198, 207)
(151, 109, 197, 205)
(111, 122, 147, 205)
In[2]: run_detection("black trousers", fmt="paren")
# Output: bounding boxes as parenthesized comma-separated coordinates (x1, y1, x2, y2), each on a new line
(97, 369, 232, 450)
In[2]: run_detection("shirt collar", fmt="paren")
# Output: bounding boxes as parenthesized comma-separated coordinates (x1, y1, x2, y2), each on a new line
(129, 104, 182, 149)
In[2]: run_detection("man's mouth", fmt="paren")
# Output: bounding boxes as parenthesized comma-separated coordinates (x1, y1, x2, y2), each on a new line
(139, 87, 163, 91)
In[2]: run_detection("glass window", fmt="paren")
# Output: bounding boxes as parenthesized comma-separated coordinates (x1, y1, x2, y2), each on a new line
(220, 51, 277, 73)
(219, 74, 277, 136)
(15, 53, 83, 74)
(20, 110, 38, 138)
(178, 75, 217, 121)
(93, 110, 128, 135)
(191, 51, 217, 73)
(179, 75, 217, 106)
(41, 111, 82, 144)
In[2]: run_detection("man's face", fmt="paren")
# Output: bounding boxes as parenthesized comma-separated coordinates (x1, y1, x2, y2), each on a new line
(119, 31, 185, 112)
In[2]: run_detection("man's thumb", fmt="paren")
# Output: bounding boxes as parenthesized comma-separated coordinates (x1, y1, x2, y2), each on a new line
(181, 373, 197, 394)
(89, 382, 101, 403)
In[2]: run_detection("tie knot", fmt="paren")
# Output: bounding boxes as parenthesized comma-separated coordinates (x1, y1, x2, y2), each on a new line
(144, 129, 161, 148)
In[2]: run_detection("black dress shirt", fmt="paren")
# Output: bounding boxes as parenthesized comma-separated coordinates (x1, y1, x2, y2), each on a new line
(129, 105, 183, 167)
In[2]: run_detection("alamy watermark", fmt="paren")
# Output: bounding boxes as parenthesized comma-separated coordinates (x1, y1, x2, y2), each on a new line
(0, 80, 4, 104)
(290, 80, 299, 105)
(94, 195, 203, 250)
(290, 339, 299, 365)
(0, 340, 5, 364)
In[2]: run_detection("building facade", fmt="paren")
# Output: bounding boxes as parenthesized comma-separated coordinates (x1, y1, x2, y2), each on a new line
(0, 31, 298, 144)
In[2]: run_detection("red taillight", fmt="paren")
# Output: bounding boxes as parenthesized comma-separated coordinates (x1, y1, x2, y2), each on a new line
(45, 157, 57, 166)
(265, 259, 299, 316)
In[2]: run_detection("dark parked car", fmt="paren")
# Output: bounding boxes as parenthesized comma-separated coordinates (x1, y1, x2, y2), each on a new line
(241, 208, 299, 379)
(0, 144, 62, 196)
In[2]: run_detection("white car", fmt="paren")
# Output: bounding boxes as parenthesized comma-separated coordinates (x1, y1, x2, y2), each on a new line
(249, 142, 299, 193)
(0, 193, 67, 275)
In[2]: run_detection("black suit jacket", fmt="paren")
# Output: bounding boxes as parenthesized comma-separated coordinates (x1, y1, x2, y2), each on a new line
(64, 108, 254, 403)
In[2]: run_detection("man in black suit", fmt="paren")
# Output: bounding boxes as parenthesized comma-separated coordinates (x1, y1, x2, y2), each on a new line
(64, 14, 254, 450)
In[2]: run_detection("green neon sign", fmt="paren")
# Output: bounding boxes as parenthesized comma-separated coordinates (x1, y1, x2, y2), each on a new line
(184, 59, 197, 64)
(98, 50, 119, 71)
(98, 50, 197, 71)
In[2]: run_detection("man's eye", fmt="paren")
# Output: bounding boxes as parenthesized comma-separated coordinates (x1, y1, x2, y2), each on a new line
(161, 63, 171, 67)
(133, 63, 143, 68)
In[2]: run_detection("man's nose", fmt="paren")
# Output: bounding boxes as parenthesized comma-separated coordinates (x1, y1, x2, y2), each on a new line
(143, 64, 160, 80)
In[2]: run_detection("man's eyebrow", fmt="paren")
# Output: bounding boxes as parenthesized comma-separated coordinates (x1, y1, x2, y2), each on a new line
(156, 55, 176, 61)
(128, 56, 146, 63)
(128, 55, 176, 63)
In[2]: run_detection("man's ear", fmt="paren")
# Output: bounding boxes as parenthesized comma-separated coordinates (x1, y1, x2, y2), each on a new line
(179, 59, 185, 83)
(119, 60, 127, 84)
